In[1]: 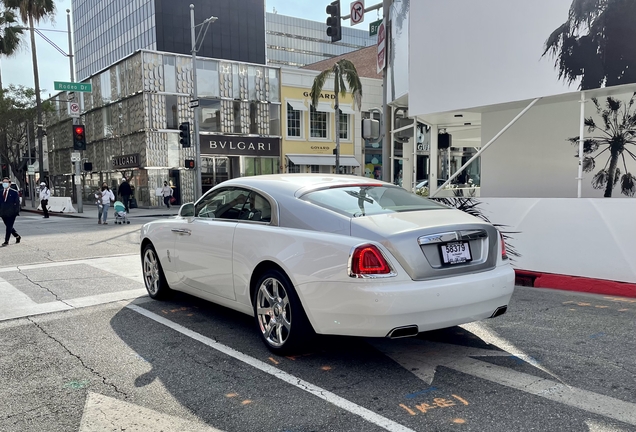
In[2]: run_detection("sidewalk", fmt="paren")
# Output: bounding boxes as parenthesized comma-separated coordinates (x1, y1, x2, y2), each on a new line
(19, 198, 179, 219)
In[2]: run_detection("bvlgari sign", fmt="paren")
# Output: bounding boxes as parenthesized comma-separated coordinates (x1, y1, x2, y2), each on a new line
(112, 153, 140, 169)
(201, 135, 280, 157)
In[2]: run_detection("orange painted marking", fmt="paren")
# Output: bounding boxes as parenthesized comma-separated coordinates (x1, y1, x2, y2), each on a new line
(226, 393, 238, 398)
(170, 307, 189, 313)
(577, 302, 591, 306)
(594, 305, 609, 309)
(569, 308, 577, 311)
(186, 313, 194, 316)
(241, 400, 252, 405)
(415, 403, 436, 413)
(452, 394, 469, 406)
(268, 357, 280, 365)
(399, 404, 416, 416)
(604, 297, 636, 303)
(161, 310, 169, 315)
(321, 366, 332, 371)
(618, 308, 629, 312)
(452, 418, 467, 424)
(562, 301, 575, 304)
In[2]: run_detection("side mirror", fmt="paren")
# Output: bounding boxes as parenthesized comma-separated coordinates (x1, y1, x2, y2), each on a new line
(179, 203, 195, 217)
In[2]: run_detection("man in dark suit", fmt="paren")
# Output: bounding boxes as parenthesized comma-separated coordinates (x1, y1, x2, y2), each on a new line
(1, 177, 21, 247)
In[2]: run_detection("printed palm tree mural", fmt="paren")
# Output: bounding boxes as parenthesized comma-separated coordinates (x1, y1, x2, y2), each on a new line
(569, 94, 636, 197)
(543, 0, 636, 90)
(310, 59, 362, 174)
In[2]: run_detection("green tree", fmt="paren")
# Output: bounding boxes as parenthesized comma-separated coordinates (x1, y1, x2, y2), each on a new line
(569, 94, 636, 197)
(543, 0, 636, 90)
(0, 7, 23, 88)
(310, 59, 362, 173)
(4, 0, 56, 182)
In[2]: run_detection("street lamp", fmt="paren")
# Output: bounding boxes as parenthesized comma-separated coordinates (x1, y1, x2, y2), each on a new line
(190, 4, 218, 200)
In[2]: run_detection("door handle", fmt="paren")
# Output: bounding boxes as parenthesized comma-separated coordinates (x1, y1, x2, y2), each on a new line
(171, 229, 191, 235)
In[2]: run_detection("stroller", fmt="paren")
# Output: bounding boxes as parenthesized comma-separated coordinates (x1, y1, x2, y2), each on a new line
(113, 201, 130, 224)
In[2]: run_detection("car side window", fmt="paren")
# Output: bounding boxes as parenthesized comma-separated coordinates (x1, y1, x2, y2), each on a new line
(237, 192, 272, 223)
(195, 188, 248, 219)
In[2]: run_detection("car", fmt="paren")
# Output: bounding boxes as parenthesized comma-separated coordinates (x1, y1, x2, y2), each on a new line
(140, 174, 515, 354)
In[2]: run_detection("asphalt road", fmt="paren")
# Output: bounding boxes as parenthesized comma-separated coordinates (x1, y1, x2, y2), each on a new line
(0, 214, 634, 432)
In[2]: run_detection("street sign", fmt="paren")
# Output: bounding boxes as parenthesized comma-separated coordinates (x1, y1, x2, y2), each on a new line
(377, 19, 386, 73)
(71, 152, 81, 162)
(369, 19, 382, 36)
(69, 102, 80, 118)
(54, 81, 92, 92)
(350, 0, 364, 25)
(189, 100, 200, 108)
(27, 165, 35, 175)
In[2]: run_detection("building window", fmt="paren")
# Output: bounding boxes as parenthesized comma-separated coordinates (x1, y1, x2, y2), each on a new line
(199, 99, 221, 132)
(163, 55, 176, 93)
(310, 165, 320, 173)
(166, 95, 178, 129)
(288, 161, 301, 173)
(310, 105, 327, 139)
(287, 103, 301, 138)
(269, 104, 281, 136)
(249, 102, 259, 134)
(339, 109, 349, 140)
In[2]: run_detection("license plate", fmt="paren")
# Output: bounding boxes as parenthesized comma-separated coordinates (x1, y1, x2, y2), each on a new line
(440, 241, 472, 265)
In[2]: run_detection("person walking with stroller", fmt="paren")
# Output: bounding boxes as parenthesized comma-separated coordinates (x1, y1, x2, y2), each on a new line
(1, 177, 21, 246)
(98, 183, 115, 224)
(118, 177, 132, 212)
(161, 181, 173, 209)
(39, 182, 51, 219)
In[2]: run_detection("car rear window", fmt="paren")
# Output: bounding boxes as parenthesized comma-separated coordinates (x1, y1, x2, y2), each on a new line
(300, 185, 445, 217)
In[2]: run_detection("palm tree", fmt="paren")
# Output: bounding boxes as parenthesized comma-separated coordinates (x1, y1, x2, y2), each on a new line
(4, 0, 56, 182)
(568, 94, 636, 197)
(310, 59, 362, 174)
(543, 0, 636, 90)
(0, 7, 23, 89)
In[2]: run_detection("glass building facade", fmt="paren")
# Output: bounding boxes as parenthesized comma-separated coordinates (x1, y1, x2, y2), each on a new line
(45, 50, 281, 207)
(72, 0, 266, 81)
(265, 13, 375, 67)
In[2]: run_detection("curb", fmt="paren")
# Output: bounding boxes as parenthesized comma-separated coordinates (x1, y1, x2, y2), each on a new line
(20, 208, 177, 219)
(515, 269, 636, 298)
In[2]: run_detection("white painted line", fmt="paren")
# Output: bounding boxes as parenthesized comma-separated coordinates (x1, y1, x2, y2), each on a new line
(65, 289, 147, 308)
(127, 304, 416, 432)
(0, 254, 137, 273)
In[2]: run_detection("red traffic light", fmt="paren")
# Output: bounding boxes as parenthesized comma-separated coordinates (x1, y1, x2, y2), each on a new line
(74, 126, 85, 136)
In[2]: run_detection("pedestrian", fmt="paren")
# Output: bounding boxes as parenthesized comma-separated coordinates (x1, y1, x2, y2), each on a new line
(117, 177, 132, 212)
(161, 181, 173, 209)
(98, 183, 115, 224)
(1, 177, 21, 247)
(39, 182, 51, 219)
(94, 188, 103, 224)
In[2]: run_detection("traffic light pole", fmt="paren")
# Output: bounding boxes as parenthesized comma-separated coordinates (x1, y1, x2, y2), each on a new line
(190, 5, 202, 200)
(67, 9, 83, 213)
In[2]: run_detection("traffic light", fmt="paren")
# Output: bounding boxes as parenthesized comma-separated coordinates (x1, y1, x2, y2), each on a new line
(326, 1, 341, 43)
(179, 122, 191, 148)
(83, 162, 93, 171)
(72, 124, 86, 150)
(185, 159, 195, 169)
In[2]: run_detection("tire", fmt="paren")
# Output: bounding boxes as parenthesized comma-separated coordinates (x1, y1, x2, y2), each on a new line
(253, 269, 314, 355)
(142, 244, 172, 300)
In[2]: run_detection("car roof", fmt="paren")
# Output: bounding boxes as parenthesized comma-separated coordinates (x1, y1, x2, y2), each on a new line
(218, 174, 391, 198)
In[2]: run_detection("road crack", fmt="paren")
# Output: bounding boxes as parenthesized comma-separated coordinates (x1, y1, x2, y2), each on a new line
(27, 317, 128, 398)
(16, 266, 73, 307)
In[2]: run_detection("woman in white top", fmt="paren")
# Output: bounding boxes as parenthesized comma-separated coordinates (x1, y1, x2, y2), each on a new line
(161, 181, 173, 208)
(97, 184, 115, 224)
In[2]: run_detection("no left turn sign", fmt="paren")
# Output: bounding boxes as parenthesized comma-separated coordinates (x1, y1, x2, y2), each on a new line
(350, 0, 365, 26)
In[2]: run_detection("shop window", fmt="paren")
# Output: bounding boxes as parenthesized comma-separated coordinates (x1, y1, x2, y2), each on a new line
(286, 103, 301, 138)
(310, 165, 320, 173)
(338, 109, 349, 140)
(166, 95, 178, 129)
(288, 161, 301, 173)
(310, 106, 327, 139)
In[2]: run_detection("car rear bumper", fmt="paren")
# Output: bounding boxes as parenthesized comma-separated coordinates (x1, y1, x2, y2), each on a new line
(296, 264, 515, 337)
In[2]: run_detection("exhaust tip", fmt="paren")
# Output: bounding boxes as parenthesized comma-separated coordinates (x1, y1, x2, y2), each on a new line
(490, 306, 508, 318)
(387, 325, 419, 339)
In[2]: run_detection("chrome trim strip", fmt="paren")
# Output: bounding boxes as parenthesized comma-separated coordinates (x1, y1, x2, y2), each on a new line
(458, 229, 488, 241)
(417, 232, 458, 245)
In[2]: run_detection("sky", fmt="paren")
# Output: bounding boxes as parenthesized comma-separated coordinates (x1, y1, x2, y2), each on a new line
(0, 0, 363, 97)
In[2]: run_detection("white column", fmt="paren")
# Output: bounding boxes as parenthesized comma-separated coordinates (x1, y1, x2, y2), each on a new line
(577, 91, 586, 198)
(429, 125, 439, 194)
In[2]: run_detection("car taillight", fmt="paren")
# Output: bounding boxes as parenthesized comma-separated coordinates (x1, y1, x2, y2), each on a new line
(500, 233, 508, 260)
(350, 244, 393, 276)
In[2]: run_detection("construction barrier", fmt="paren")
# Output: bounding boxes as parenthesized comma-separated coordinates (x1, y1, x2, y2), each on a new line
(37, 197, 77, 213)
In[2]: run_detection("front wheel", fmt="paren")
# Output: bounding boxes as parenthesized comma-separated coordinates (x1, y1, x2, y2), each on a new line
(142, 244, 172, 300)
(253, 269, 313, 355)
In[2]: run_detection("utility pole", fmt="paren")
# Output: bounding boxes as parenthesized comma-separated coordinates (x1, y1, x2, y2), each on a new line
(381, 0, 391, 183)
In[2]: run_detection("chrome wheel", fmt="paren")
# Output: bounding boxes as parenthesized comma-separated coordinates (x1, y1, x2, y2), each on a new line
(143, 247, 161, 296)
(256, 277, 292, 348)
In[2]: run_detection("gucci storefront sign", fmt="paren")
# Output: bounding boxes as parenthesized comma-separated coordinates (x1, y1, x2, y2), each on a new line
(112, 153, 140, 169)
(201, 135, 280, 157)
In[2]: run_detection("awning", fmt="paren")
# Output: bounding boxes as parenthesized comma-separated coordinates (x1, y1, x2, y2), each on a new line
(315, 102, 334, 113)
(287, 154, 360, 167)
(338, 104, 355, 115)
(287, 100, 308, 111)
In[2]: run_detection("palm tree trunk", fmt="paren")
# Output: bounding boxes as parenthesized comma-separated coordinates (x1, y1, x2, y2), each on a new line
(28, 15, 44, 183)
(335, 92, 340, 174)
(604, 152, 619, 197)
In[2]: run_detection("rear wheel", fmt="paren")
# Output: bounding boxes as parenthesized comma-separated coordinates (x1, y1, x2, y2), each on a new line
(253, 269, 313, 355)
(142, 244, 172, 300)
